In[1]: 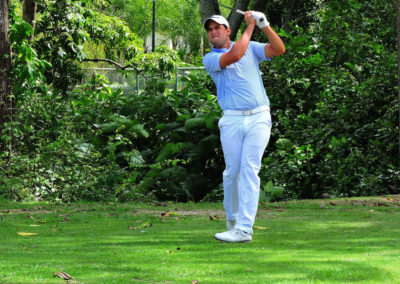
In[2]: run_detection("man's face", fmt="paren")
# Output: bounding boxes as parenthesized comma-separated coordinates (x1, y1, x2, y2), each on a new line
(206, 21, 231, 48)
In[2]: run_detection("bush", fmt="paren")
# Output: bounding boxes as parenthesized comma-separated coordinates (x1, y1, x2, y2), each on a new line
(260, 0, 399, 199)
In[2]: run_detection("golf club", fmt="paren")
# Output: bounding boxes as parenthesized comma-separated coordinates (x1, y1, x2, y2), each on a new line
(218, 3, 245, 15)
(218, 3, 265, 23)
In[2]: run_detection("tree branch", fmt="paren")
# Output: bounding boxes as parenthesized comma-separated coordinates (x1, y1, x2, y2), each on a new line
(228, 0, 250, 41)
(82, 58, 144, 74)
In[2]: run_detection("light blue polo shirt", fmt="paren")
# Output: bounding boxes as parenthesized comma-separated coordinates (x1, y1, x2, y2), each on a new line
(203, 41, 270, 111)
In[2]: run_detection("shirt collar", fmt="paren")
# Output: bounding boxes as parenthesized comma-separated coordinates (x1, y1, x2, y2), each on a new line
(212, 41, 234, 53)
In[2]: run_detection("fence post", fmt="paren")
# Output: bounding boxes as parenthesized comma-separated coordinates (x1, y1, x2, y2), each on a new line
(175, 68, 179, 91)
(136, 72, 139, 97)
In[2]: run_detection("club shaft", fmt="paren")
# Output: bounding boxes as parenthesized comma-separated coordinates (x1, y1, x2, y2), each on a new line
(219, 3, 245, 15)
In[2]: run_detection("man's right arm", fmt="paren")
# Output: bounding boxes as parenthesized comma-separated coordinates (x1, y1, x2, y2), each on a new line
(219, 11, 256, 69)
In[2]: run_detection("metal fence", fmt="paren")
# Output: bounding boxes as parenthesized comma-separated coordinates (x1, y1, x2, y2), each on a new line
(82, 67, 207, 96)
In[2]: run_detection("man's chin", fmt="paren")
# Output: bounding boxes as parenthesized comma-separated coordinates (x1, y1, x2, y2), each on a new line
(212, 41, 223, 47)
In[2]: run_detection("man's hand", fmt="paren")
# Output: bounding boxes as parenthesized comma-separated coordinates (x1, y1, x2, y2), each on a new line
(244, 11, 256, 27)
(251, 11, 270, 29)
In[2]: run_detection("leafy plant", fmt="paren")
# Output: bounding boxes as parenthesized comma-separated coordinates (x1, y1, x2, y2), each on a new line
(260, 0, 399, 199)
(132, 73, 224, 201)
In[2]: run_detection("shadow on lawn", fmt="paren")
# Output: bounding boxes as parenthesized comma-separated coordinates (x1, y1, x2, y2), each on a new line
(2, 203, 399, 283)
(85, 217, 399, 283)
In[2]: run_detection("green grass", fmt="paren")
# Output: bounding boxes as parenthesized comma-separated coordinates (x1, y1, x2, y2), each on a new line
(1, 196, 399, 283)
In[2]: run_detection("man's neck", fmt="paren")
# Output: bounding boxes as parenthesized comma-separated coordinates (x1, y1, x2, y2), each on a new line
(214, 40, 231, 50)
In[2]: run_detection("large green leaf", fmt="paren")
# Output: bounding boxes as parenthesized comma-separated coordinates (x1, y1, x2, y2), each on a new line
(184, 117, 206, 130)
(204, 111, 221, 130)
(155, 142, 188, 163)
(128, 124, 149, 138)
(129, 150, 145, 166)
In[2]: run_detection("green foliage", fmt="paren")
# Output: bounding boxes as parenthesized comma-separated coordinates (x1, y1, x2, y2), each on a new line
(85, 10, 142, 60)
(132, 45, 180, 79)
(7, 8, 50, 101)
(184, 117, 206, 130)
(262, 181, 285, 203)
(109, 0, 153, 39)
(1, 8, 50, 161)
(157, 0, 203, 56)
(108, 0, 203, 57)
(30, 0, 179, 93)
(1, 39, 220, 202)
(1, 0, 186, 202)
(2, 0, 399, 203)
(260, 0, 399, 199)
(130, 73, 224, 202)
(1, 73, 145, 202)
(33, 0, 90, 92)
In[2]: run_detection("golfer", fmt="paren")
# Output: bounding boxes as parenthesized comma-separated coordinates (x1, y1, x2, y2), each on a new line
(203, 11, 285, 242)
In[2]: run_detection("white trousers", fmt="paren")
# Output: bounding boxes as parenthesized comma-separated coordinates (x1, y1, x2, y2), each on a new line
(218, 108, 272, 234)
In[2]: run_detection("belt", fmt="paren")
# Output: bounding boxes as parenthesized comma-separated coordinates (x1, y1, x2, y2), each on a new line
(222, 105, 270, 116)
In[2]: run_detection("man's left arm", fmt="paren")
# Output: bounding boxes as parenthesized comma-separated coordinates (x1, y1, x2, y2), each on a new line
(252, 12, 285, 58)
(262, 26, 285, 58)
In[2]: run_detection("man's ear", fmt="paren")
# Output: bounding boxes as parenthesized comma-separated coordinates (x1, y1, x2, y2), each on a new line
(227, 27, 231, 35)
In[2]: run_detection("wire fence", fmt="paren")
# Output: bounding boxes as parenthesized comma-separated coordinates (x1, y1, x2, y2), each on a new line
(82, 67, 207, 96)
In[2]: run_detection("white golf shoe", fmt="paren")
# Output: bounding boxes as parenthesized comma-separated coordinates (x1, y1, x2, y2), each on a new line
(214, 228, 252, 243)
(226, 220, 236, 230)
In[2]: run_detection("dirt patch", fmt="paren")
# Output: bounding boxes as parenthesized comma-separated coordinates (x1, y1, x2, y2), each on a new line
(318, 195, 400, 207)
(2, 195, 399, 216)
(0, 206, 226, 217)
(1, 208, 54, 214)
(137, 209, 225, 217)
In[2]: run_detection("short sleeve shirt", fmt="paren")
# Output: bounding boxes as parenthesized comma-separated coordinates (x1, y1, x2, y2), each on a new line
(203, 41, 270, 111)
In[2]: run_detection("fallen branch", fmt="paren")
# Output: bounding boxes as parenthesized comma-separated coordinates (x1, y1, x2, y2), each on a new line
(82, 58, 143, 73)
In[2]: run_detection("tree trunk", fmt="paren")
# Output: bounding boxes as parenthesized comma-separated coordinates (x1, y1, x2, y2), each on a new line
(199, 0, 220, 24)
(283, 0, 298, 32)
(227, 0, 250, 41)
(22, 0, 37, 41)
(251, 0, 268, 40)
(199, 0, 270, 42)
(199, 0, 251, 41)
(0, 0, 13, 154)
(398, 0, 400, 153)
(199, 0, 220, 51)
(253, 0, 268, 12)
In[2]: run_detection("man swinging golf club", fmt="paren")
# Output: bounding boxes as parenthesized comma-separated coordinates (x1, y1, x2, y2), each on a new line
(203, 11, 285, 242)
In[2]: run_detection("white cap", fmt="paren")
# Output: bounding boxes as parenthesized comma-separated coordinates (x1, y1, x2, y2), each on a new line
(203, 15, 230, 29)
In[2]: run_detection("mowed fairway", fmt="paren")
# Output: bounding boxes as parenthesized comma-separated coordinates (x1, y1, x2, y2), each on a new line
(0, 196, 399, 283)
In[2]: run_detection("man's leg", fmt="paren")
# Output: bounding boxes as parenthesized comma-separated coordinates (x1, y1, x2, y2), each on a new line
(218, 115, 244, 222)
(235, 111, 272, 234)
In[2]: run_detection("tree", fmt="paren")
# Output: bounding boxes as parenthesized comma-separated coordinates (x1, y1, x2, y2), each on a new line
(282, 0, 298, 32)
(111, 0, 153, 40)
(199, 0, 245, 41)
(109, 0, 202, 56)
(22, 0, 37, 41)
(261, 0, 398, 198)
(199, 0, 269, 41)
(199, 0, 220, 22)
(157, 0, 203, 55)
(0, 0, 13, 154)
(253, 0, 268, 12)
(226, 0, 250, 40)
